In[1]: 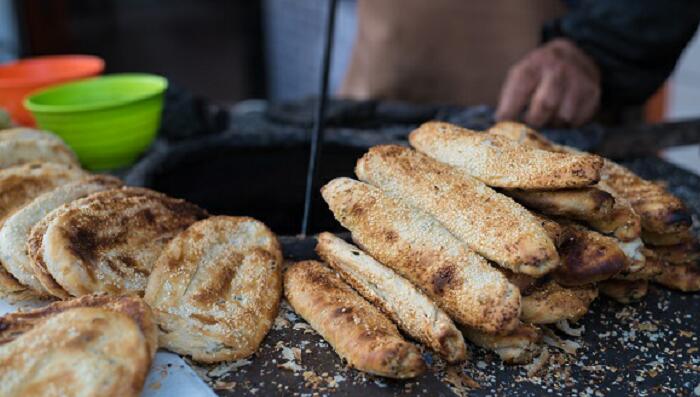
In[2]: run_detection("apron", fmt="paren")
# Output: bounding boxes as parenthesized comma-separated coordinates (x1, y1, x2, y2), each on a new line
(340, 0, 566, 106)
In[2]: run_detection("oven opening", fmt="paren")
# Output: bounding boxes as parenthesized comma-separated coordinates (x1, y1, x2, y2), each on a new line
(138, 141, 364, 236)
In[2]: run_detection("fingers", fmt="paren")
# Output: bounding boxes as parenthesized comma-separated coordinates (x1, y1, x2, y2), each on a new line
(497, 39, 602, 128)
(557, 84, 581, 126)
(558, 81, 600, 127)
(495, 62, 539, 122)
(572, 85, 600, 127)
(525, 65, 565, 127)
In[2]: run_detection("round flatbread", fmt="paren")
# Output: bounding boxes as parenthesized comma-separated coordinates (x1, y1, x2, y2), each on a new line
(0, 294, 158, 359)
(0, 162, 86, 297)
(26, 205, 72, 299)
(0, 176, 122, 297)
(0, 162, 87, 224)
(0, 307, 151, 397)
(0, 128, 78, 169)
(144, 216, 282, 363)
(40, 187, 207, 297)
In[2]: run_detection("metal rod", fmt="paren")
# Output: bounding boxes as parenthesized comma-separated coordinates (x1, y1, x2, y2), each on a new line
(300, 0, 338, 236)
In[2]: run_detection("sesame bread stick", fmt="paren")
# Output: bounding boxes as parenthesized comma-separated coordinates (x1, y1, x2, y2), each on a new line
(356, 145, 558, 277)
(410, 121, 602, 189)
(321, 177, 521, 334)
(316, 232, 467, 363)
(284, 260, 426, 379)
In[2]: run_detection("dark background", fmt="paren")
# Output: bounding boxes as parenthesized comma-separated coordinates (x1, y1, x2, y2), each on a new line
(14, 0, 265, 103)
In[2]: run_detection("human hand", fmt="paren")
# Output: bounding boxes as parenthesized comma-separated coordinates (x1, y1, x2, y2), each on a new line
(495, 38, 601, 128)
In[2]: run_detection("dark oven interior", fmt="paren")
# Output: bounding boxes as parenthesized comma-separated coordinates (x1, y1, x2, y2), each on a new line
(136, 141, 365, 236)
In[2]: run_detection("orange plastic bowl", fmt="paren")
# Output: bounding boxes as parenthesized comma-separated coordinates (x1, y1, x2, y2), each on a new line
(0, 55, 104, 126)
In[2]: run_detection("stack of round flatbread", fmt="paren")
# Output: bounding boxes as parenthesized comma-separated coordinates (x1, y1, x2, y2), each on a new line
(28, 187, 208, 297)
(0, 127, 286, 396)
(0, 128, 79, 169)
(0, 176, 122, 297)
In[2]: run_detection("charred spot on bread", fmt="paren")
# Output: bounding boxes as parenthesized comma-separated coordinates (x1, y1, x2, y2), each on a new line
(432, 265, 456, 295)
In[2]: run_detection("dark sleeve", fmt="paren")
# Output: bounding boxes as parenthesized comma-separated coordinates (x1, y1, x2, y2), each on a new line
(544, 0, 700, 106)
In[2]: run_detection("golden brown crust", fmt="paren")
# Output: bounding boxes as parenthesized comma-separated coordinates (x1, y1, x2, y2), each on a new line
(355, 145, 559, 277)
(0, 162, 86, 223)
(599, 279, 648, 304)
(321, 177, 521, 334)
(0, 162, 86, 296)
(0, 176, 122, 297)
(532, 214, 628, 286)
(584, 186, 642, 242)
(284, 260, 426, 379)
(316, 232, 467, 363)
(648, 240, 700, 265)
(614, 249, 664, 281)
(410, 121, 602, 189)
(600, 160, 691, 234)
(144, 216, 283, 363)
(503, 187, 614, 222)
(41, 187, 207, 297)
(497, 268, 538, 294)
(487, 121, 567, 153)
(653, 262, 700, 292)
(521, 280, 598, 324)
(0, 307, 151, 397)
(25, 205, 71, 299)
(0, 267, 26, 300)
(550, 221, 627, 286)
(461, 322, 543, 365)
(489, 122, 657, 242)
(0, 128, 78, 169)
(642, 228, 694, 246)
(0, 294, 158, 359)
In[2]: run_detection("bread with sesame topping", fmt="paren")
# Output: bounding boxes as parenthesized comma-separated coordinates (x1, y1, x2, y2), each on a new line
(144, 216, 282, 363)
(648, 240, 700, 265)
(520, 280, 598, 324)
(0, 176, 121, 298)
(321, 177, 521, 334)
(614, 248, 664, 281)
(461, 322, 543, 365)
(599, 279, 648, 303)
(0, 128, 78, 169)
(545, 220, 628, 287)
(0, 162, 87, 226)
(487, 121, 565, 152)
(0, 294, 158, 359)
(38, 187, 207, 297)
(600, 160, 691, 235)
(488, 121, 691, 236)
(0, 307, 151, 397)
(409, 121, 602, 189)
(284, 260, 426, 378)
(641, 228, 694, 246)
(316, 232, 467, 363)
(355, 145, 559, 277)
(0, 162, 87, 297)
(585, 185, 642, 242)
(502, 187, 614, 222)
(653, 262, 700, 292)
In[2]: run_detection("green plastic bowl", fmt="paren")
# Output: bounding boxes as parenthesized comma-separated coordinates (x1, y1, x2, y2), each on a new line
(24, 74, 168, 170)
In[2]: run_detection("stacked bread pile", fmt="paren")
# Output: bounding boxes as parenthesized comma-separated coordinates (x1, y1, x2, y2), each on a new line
(284, 121, 699, 379)
(0, 128, 283, 396)
(487, 122, 699, 297)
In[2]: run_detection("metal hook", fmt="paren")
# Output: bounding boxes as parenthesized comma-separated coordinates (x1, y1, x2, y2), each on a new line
(300, 0, 338, 237)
